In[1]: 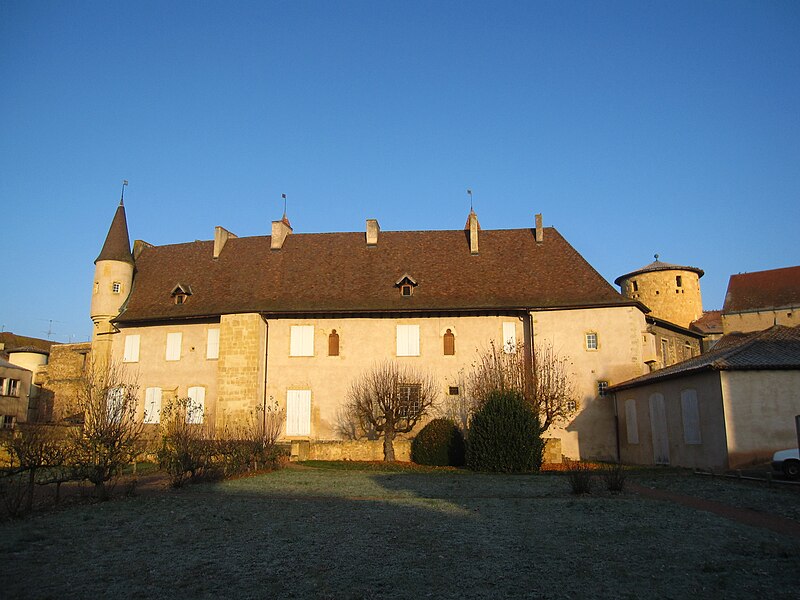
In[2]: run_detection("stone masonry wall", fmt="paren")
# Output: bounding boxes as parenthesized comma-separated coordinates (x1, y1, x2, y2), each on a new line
(216, 313, 265, 429)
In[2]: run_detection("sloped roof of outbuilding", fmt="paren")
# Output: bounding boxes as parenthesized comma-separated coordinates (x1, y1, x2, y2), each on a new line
(722, 265, 800, 314)
(0, 357, 32, 372)
(614, 256, 704, 285)
(609, 325, 800, 391)
(115, 226, 640, 323)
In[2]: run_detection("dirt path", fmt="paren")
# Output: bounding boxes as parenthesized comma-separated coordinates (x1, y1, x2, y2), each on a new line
(628, 482, 800, 539)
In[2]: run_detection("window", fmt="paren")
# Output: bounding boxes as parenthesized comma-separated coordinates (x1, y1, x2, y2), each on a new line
(187, 386, 205, 424)
(397, 383, 421, 418)
(585, 332, 598, 351)
(566, 400, 577, 412)
(624, 399, 639, 444)
(112, 281, 122, 294)
(7, 379, 19, 397)
(681, 389, 701, 444)
(597, 381, 609, 397)
(123, 335, 140, 363)
(396, 324, 420, 356)
(206, 328, 220, 360)
(395, 274, 417, 297)
(94, 282, 99, 294)
(106, 386, 124, 422)
(0, 378, 5, 395)
(174, 294, 187, 305)
(286, 390, 311, 436)
(632, 280, 638, 292)
(443, 329, 455, 355)
(676, 275, 682, 288)
(448, 386, 460, 395)
(503, 322, 517, 354)
(144, 387, 162, 424)
(328, 330, 339, 356)
(290, 325, 314, 357)
(401, 284, 413, 297)
(1, 415, 15, 429)
(166, 332, 182, 361)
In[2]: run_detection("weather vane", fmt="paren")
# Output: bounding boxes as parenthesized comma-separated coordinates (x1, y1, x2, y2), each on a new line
(281, 193, 287, 217)
(120, 179, 129, 205)
(467, 188, 473, 211)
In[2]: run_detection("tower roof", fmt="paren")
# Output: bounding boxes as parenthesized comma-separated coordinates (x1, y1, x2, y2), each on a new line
(95, 201, 134, 265)
(614, 255, 703, 285)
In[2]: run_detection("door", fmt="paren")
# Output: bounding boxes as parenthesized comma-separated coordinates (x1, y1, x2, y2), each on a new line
(649, 393, 670, 465)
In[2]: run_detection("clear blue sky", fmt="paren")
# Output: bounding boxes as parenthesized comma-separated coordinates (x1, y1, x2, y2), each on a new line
(2, 1, 799, 342)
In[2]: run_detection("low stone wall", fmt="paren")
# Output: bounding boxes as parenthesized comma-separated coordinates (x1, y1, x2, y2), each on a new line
(291, 439, 412, 462)
(543, 438, 562, 464)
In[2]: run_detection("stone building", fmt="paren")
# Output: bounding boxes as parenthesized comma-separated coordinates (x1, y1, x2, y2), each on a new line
(721, 265, 800, 334)
(47, 198, 700, 461)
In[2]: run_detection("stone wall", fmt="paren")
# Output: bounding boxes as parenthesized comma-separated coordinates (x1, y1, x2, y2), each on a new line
(619, 269, 703, 329)
(38, 343, 91, 421)
(217, 314, 266, 429)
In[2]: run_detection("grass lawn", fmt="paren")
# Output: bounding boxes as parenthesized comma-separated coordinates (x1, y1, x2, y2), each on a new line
(1, 463, 799, 599)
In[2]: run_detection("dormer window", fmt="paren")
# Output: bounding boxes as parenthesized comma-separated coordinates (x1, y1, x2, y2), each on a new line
(395, 274, 418, 298)
(171, 283, 193, 305)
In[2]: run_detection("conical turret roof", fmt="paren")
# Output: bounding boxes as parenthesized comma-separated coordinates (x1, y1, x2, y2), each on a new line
(614, 255, 703, 285)
(95, 201, 134, 265)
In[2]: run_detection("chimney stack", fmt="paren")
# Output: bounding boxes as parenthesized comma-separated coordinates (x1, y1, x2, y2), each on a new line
(366, 219, 380, 247)
(535, 213, 543, 243)
(271, 216, 293, 250)
(465, 210, 480, 255)
(213, 226, 237, 258)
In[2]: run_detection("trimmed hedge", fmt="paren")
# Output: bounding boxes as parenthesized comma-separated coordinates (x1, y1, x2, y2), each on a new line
(411, 418, 466, 466)
(466, 390, 543, 473)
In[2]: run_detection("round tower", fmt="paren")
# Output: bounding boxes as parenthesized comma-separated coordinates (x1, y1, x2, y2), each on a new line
(615, 255, 704, 329)
(91, 200, 134, 357)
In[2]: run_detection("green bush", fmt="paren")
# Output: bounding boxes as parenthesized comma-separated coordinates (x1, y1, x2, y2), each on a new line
(411, 418, 466, 466)
(466, 390, 543, 473)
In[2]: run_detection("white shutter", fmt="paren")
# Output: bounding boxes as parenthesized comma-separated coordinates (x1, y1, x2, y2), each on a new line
(286, 390, 311, 436)
(206, 328, 220, 359)
(290, 326, 314, 356)
(166, 333, 182, 361)
(503, 322, 516, 354)
(123, 335, 140, 363)
(681, 389, 701, 444)
(625, 399, 639, 444)
(144, 387, 162, 424)
(187, 386, 205, 424)
(397, 325, 420, 356)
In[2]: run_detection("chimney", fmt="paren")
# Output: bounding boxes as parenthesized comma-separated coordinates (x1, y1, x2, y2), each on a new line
(366, 219, 380, 247)
(465, 210, 480, 255)
(213, 226, 237, 258)
(271, 215, 293, 250)
(535, 213, 543, 243)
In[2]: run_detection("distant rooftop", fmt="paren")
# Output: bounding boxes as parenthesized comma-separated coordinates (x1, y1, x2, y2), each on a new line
(722, 265, 800, 314)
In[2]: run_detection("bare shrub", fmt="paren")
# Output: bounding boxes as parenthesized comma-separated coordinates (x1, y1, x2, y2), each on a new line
(217, 400, 287, 475)
(601, 463, 626, 493)
(346, 361, 439, 461)
(158, 397, 213, 487)
(565, 459, 593, 494)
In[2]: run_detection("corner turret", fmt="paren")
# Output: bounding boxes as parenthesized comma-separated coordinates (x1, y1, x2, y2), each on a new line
(91, 200, 134, 354)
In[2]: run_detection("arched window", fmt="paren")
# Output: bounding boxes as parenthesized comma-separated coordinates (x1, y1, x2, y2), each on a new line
(443, 329, 455, 355)
(328, 330, 339, 356)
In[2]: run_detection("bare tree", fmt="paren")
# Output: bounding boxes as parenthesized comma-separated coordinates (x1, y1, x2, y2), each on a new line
(346, 361, 439, 461)
(333, 402, 379, 441)
(465, 340, 577, 432)
(65, 360, 144, 499)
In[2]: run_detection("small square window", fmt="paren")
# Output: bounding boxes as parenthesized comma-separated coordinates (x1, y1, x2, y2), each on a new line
(401, 284, 413, 297)
(597, 381, 609, 397)
(676, 275, 682, 288)
(632, 280, 638, 292)
(585, 332, 598, 350)
(112, 281, 122, 294)
(1, 415, 15, 429)
(566, 400, 577, 412)
(448, 386, 460, 396)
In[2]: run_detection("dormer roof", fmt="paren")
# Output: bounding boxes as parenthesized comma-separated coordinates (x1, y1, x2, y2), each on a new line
(95, 201, 134, 265)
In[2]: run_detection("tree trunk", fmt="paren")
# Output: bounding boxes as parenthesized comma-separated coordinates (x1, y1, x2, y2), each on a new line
(383, 430, 396, 462)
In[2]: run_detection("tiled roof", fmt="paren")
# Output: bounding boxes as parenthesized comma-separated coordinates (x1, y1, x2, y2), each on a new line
(116, 226, 637, 323)
(96, 201, 134, 265)
(722, 265, 800, 313)
(614, 256, 704, 285)
(690, 310, 723, 334)
(0, 332, 54, 352)
(609, 325, 800, 391)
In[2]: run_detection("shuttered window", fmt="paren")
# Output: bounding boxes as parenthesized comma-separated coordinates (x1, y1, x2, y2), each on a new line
(106, 386, 124, 423)
(290, 326, 314, 356)
(123, 335, 140, 363)
(144, 387, 162, 424)
(396, 325, 420, 356)
(443, 329, 455, 355)
(186, 386, 205, 424)
(328, 330, 339, 356)
(681, 389, 701, 444)
(503, 322, 517, 354)
(166, 333, 182, 361)
(625, 399, 639, 444)
(206, 328, 220, 360)
(286, 390, 311, 436)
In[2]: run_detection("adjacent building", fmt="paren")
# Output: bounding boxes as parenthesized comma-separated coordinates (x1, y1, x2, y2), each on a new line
(721, 265, 800, 334)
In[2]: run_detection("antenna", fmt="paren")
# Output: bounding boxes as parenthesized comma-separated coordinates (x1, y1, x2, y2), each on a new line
(281, 193, 287, 217)
(120, 179, 129, 205)
(467, 189, 473, 211)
